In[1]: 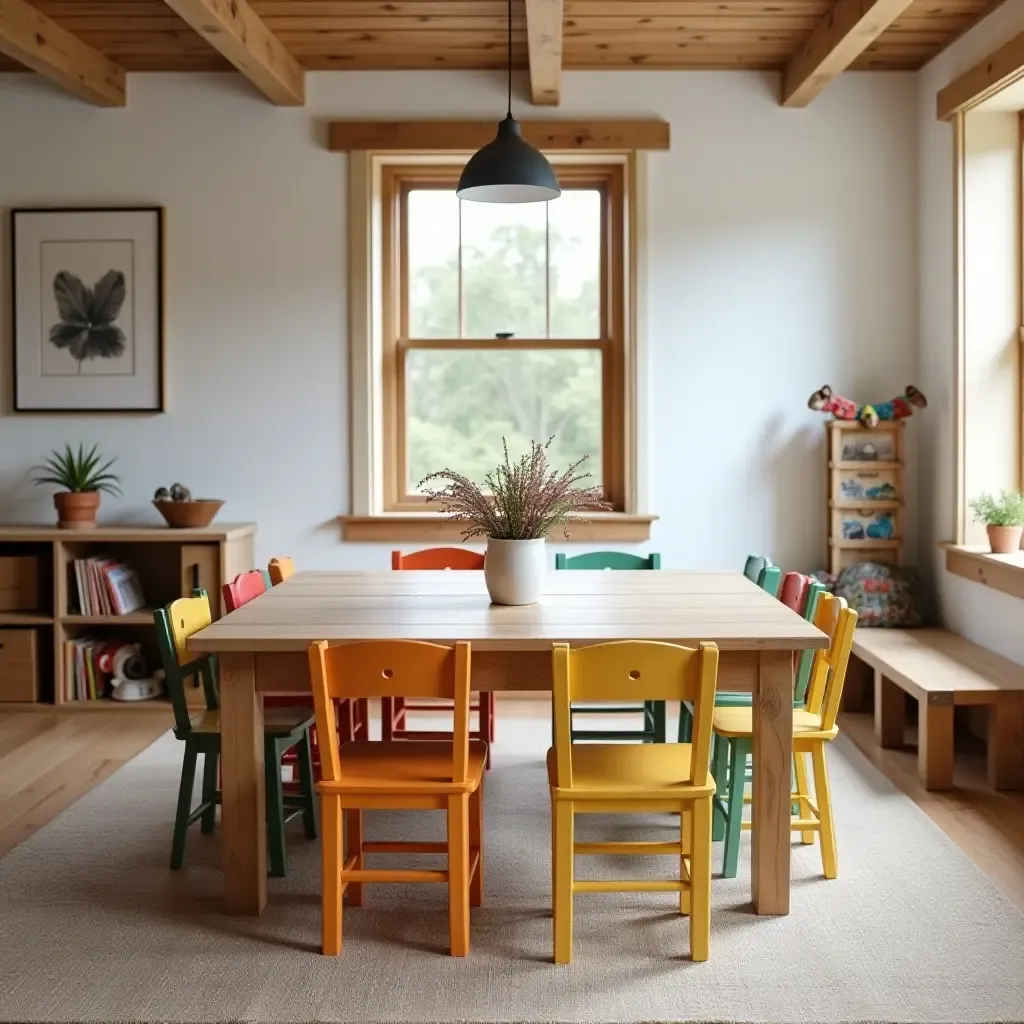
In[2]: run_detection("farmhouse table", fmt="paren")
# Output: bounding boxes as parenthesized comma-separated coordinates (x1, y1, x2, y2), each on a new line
(187, 570, 828, 918)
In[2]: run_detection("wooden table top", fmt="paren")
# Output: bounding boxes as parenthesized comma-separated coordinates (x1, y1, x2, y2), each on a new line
(188, 570, 829, 654)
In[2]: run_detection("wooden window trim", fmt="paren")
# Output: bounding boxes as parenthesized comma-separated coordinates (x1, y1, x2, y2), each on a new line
(380, 162, 627, 513)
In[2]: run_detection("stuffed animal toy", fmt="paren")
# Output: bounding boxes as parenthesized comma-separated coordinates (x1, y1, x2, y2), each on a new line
(96, 642, 165, 702)
(807, 385, 927, 429)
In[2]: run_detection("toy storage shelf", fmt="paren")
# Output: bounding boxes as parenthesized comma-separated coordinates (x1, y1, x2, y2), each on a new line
(826, 421, 905, 576)
(0, 524, 255, 710)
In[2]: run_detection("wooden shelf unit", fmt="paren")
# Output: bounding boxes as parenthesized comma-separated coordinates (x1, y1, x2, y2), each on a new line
(826, 420, 905, 576)
(0, 524, 255, 710)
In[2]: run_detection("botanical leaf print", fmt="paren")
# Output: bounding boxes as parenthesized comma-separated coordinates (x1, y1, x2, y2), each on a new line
(49, 269, 127, 370)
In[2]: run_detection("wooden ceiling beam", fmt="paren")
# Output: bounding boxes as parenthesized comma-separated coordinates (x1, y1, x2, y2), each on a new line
(327, 119, 670, 152)
(936, 28, 1024, 120)
(0, 0, 125, 105)
(526, 0, 563, 105)
(160, 0, 304, 105)
(781, 0, 914, 107)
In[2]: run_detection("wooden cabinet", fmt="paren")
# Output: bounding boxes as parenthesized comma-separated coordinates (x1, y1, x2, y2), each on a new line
(0, 524, 255, 710)
(0, 631, 39, 702)
(826, 420, 904, 575)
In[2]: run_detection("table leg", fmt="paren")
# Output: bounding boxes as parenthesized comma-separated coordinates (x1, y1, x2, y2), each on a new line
(988, 694, 1024, 791)
(751, 650, 792, 916)
(220, 651, 267, 915)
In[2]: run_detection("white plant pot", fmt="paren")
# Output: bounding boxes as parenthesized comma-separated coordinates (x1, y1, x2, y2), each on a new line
(484, 538, 547, 605)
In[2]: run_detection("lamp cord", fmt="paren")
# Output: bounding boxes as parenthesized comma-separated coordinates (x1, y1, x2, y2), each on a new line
(506, 0, 512, 118)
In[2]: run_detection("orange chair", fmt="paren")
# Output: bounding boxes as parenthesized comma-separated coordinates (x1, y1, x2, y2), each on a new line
(308, 639, 486, 956)
(386, 549, 494, 764)
(268, 556, 295, 586)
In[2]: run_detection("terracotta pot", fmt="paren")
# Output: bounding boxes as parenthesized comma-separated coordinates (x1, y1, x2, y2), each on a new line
(54, 491, 101, 531)
(986, 524, 1023, 554)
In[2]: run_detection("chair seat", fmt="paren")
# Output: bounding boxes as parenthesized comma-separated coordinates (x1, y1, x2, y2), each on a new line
(188, 705, 315, 738)
(711, 706, 838, 741)
(546, 743, 714, 800)
(317, 740, 487, 794)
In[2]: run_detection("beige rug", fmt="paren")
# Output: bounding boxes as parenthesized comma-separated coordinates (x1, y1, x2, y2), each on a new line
(0, 715, 1023, 1024)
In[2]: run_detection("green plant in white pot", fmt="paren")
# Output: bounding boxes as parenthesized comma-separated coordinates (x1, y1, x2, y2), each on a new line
(420, 438, 609, 605)
(969, 490, 1024, 554)
(31, 443, 122, 530)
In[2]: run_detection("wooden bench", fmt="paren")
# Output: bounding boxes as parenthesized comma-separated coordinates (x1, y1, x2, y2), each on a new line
(844, 628, 1024, 791)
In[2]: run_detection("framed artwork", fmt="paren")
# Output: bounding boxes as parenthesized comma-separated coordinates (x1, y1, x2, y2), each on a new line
(11, 207, 165, 412)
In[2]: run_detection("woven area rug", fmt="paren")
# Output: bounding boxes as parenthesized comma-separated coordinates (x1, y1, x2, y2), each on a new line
(0, 715, 1023, 1024)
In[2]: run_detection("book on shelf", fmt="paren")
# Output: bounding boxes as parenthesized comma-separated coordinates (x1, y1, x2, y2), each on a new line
(71, 556, 146, 616)
(63, 637, 115, 701)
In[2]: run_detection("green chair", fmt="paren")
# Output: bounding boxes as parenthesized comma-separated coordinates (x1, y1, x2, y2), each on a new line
(554, 551, 666, 743)
(154, 588, 318, 876)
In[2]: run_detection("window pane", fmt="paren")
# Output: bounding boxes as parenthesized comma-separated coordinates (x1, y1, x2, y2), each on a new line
(408, 189, 459, 339)
(549, 190, 601, 339)
(461, 201, 547, 339)
(405, 348, 603, 493)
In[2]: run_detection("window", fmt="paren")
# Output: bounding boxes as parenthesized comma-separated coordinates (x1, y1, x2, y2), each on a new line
(379, 163, 626, 511)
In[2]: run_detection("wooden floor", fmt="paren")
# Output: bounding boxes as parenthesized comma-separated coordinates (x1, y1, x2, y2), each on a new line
(0, 700, 1022, 913)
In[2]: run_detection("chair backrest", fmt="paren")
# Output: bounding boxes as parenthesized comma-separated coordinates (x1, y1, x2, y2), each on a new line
(778, 572, 809, 613)
(794, 579, 826, 704)
(222, 569, 267, 613)
(268, 556, 295, 586)
(308, 639, 473, 783)
(757, 563, 781, 597)
(743, 554, 768, 582)
(391, 547, 485, 570)
(554, 551, 661, 570)
(551, 640, 719, 789)
(153, 588, 218, 734)
(802, 593, 858, 730)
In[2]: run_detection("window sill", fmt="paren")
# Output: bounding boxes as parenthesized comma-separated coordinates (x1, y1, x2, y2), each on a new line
(340, 513, 657, 544)
(943, 543, 1024, 601)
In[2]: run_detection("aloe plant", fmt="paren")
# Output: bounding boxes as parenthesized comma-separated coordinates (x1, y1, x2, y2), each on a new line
(31, 444, 122, 496)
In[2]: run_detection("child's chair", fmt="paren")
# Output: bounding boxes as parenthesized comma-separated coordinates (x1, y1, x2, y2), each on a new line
(154, 589, 317, 876)
(268, 556, 295, 586)
(712, 592, 858, 879)
(554, 551, 666, 743)
(548, 639, 720, 964)
(308, 639, 486, 957)
(386, 549, 494, 762)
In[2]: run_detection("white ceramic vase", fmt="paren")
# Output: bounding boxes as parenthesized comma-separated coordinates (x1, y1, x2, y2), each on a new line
(484, 537, 547, 605)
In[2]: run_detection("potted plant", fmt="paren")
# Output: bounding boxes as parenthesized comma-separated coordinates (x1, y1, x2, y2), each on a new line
(31, 443, 122, 530)
(969, 490, 1024, 554)
(420, 438, 608, 605)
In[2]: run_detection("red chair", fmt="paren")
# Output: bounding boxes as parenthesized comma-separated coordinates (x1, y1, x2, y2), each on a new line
(387, 548, 494, 766)
(222, 569, 267, 612)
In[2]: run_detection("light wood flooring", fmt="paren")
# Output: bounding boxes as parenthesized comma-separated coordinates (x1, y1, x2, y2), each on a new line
(0, 699, 1021, 912)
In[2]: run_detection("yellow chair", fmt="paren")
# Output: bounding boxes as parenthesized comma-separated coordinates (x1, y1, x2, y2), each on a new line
(711, 592, 857, 880)
(547, 640, 719, 964)
(308, 639, 486, 957)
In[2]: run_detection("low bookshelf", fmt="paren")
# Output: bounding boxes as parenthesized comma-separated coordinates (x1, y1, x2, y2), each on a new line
(0, 524, 255, 711)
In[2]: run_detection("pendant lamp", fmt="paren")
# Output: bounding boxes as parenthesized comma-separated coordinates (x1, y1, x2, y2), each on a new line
(456, 0, 561, 203)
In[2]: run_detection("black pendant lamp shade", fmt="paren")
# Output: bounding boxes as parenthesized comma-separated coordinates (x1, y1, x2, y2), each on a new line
(456, 0, 560, 204)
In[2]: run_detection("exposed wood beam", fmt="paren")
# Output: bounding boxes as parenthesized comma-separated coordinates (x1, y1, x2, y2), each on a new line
(937, 28, 1024, 121)
(327, 120, 670, 152)
(781, 0, 914, 108)
(0, 0, 124, 106)
(526, 0, 563, 106)
(160, 0, 303, 105)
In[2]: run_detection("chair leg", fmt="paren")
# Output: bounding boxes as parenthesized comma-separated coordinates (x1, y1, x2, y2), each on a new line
(793, 751, 814, 845)
(322, 795, 343, 955)
(479, 692, 493, 769)
(651, 701, 667, 743)
(200, 749, 218, 835)
(679, 807, 692, 915)
(690, 797, 712, 963)
(678, 702, 693, 743)
(721, 737, 749, 879)
(296, 731, 318, 840)
(337, 700, 354, 746)
(264, 743, 288, 878)
(394, 696, 407, 730)
(170, 742, 199, 870)
(345, 810, 364, 906)
(447, 794, 471, 957)
(381, 698, 395, 742)
(811, 743, 839, 879)
(711, 734, 728, 842)
(469, 784, 484, 907)
(355, 698, 371, 740)
(553, 799, 574, 965)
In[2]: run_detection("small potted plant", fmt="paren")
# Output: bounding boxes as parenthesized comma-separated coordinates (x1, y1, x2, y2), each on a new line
(420, 438, 609, 605)
(31, 443, 122, 530)
(969, 490, 1024, 554)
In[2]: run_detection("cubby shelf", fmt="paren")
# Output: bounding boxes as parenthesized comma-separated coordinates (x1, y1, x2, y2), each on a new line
(0, 612, 53, 625)
(60, 698, 174, 712)
(62, 610, 157, 626)
(829, 460, 902, 471)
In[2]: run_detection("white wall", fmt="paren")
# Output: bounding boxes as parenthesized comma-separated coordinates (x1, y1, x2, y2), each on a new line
(0, 69, 918, 572)
(918, 0, 1024, 663)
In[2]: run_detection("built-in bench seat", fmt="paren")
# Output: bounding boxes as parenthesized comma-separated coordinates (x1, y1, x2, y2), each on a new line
(845, 628, 1024, 791)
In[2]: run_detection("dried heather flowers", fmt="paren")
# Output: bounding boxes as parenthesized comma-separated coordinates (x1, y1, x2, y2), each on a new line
(418, 437, 610, 540)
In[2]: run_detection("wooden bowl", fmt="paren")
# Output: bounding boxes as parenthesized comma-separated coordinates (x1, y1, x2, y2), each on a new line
(153, 499, 224, 529)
